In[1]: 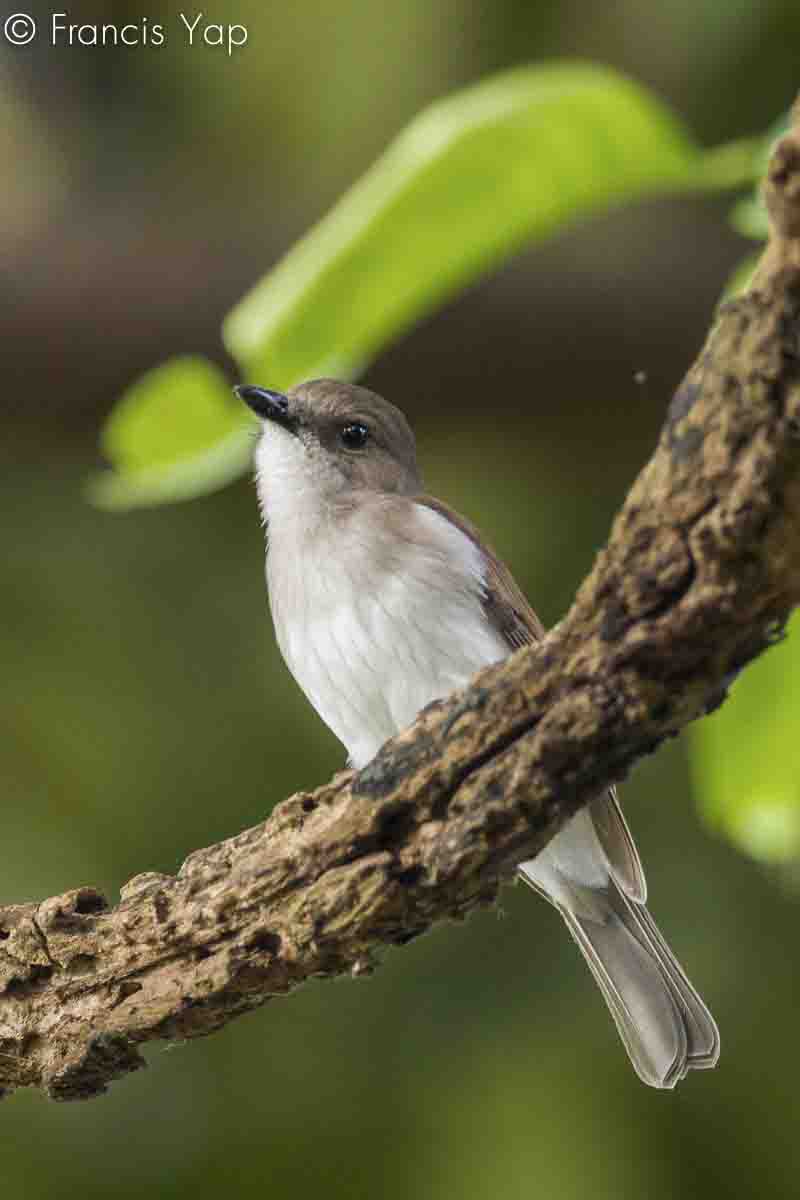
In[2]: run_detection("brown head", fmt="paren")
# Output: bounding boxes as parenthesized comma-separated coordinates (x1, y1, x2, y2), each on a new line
(237, 378, 423, 504)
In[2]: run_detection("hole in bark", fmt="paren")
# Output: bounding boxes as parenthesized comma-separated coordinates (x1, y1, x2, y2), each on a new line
(431, 793, 450, 822)
(377, 803, 415, 846)
(247, 930, 282, 956)
(394, 865, 424, 888)
(6, 965, 53, 997)
(74, 889, 109, 915)
(301, 796, 317, 814)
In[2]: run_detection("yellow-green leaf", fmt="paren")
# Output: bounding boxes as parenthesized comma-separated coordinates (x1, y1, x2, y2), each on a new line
(91, 62, 761, 509)
(89, 358, 253, 510)
(690, 613, 800, 864)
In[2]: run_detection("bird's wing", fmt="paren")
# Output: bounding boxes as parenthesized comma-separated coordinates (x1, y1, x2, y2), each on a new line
(414, 495, 546, 647)
(414, 493, 645, 902)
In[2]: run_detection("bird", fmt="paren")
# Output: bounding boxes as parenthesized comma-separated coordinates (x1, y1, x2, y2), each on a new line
(235, 376, 720, 1089)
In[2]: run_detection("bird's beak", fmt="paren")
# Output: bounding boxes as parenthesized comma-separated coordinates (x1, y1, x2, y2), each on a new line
(235, 385, 298, 434)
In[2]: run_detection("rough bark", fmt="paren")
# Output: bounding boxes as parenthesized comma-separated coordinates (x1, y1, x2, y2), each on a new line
(4, 124, 800, 1104)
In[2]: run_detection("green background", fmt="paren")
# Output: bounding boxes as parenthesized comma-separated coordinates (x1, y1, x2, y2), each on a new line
(2, 1, 799, 1196)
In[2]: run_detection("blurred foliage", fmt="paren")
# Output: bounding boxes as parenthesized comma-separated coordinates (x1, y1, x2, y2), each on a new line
(90, 358, 253, 508)
(720, 251, 760, 299)
(91, 61, 759, 508)
(4, 2, 800, 1198)
(691, 615, 800, 865)
(728, 110, 791, 241)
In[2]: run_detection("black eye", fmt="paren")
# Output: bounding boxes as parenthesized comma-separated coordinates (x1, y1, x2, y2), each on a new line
(340, 422, 370, 450)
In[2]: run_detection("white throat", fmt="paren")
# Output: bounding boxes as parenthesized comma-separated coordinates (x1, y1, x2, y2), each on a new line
(254, 424, 345, 541)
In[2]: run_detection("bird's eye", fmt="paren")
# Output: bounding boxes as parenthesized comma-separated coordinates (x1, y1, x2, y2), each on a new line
(340, 422, 370, 450)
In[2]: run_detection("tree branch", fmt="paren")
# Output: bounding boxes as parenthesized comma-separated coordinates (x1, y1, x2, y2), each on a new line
(4, 123, 800, 1104)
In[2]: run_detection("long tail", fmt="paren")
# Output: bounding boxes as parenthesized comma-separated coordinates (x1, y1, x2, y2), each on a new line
(520, 802, 719, 1089)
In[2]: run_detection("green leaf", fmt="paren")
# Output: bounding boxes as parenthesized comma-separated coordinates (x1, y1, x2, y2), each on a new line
(689, 613, 800, 864)
(92, 62, 762, 509)
(88, 358, 254, 510)
(726, 111, 790, 243)
(224, 62, 704, 384)
(720, 252, 760, 301)
(729, 195, 770, 241)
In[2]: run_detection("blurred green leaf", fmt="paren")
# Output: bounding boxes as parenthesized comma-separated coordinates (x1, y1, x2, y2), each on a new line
(720, 252, 760, 301)
(92, 62, 763, 509)
(727, 111, 790, 243)
(729, 194, 770, 241)
(88, 358, 254, 510)
(690, 613, 800, 864)
(224, 62, 705, 383)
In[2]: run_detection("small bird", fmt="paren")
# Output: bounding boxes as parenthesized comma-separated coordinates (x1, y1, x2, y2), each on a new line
(236, 377, 719, 1089)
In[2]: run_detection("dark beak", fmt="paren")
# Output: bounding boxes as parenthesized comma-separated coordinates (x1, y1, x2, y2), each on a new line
(235, 385, 298, 434)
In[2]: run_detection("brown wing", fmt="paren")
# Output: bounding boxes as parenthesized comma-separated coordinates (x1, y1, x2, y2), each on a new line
(415, 494, 645, 901)
(414, 494, 546, 648)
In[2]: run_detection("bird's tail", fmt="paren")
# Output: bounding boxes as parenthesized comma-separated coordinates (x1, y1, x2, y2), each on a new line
(519, 810, 719, 1089)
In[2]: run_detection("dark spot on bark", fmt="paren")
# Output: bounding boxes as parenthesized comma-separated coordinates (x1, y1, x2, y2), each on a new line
(153, 892, 169, 924)
(6, 965, 53, 998)
(667, 380, 699, 427)
(634, 572, 662, 608)
(726, 429, 748, 458)
(0, 928, 9, 941)
(630, 527, 654, 556)
(117, 980, 143, 1003)
(431, 792, 450, 822)
(74, 889, 109, 916)
(247, 930, 282, 956)
(301, 796, 317, 813)
(665, 376, 706, 463)
(377, 802, 416, 846)
(194, 945, 212, 962)
(394, 865, 424, 888)
(485, 778, 504, 801)
(353, 732, 436, 798)
(600, 596, 630, 643)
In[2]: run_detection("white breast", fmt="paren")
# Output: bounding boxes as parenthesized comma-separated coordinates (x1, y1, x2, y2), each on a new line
(266, 492, 508, 769)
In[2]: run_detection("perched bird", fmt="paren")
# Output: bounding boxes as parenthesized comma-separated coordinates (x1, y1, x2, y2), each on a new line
(236, 377, 719, 1089)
